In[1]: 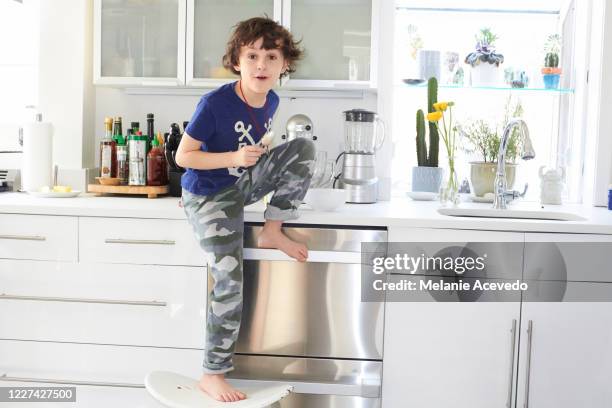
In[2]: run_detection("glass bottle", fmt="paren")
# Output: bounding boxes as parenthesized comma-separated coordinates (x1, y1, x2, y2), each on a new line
(147, 132, 168, 186)
(99, 117, 117, 178)
(147, 113, 155, 151)
(115, 134, 129, 185)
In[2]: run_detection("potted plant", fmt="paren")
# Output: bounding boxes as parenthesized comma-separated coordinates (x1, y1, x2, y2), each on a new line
(542, 34, 562, 89)
(460, 97, 524, 197)
(465, 28, 504, 87)
(412, 77, 444, 193)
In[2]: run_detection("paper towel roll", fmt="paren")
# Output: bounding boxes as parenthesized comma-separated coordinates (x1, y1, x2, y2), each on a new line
(21, 119, 53, 192)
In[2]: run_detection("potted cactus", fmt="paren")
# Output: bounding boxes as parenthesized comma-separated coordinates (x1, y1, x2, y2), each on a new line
(465, 28, 504, 87)
(412, 77, 444, 193)
(542, 34, 562, 89)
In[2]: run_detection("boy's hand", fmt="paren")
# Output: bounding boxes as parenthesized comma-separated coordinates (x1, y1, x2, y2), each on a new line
(232, 145, 266, 167)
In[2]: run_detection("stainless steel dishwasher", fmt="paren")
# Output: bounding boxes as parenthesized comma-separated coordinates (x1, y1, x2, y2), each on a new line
(222, 223, 387, 408)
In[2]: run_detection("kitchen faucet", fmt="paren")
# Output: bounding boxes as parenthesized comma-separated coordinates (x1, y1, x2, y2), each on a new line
(493, 118, 535, 209)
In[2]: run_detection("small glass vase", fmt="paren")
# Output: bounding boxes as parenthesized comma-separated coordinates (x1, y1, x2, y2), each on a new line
(439, 163, 459, 206)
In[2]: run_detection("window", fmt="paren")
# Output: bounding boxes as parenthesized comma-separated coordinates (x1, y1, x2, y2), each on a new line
(0, 0, 39, 153)
(391, 0, 589, 203)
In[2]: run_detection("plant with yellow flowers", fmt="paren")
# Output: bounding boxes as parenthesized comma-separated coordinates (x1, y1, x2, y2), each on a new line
(427, 100, 460, 204)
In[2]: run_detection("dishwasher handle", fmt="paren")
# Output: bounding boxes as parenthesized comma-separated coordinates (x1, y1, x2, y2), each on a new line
(228, 378, 380, 398)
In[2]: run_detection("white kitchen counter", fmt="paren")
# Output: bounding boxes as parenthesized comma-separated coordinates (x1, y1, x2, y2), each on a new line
(1, 192, 612, 234)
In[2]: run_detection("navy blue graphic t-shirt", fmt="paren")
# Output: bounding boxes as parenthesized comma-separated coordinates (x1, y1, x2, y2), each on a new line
(181, 81, 279, 196)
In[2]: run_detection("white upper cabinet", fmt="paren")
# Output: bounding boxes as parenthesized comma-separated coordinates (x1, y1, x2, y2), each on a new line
(94, 0, 186, 86)
(186, 0, 278, 87)
(94, 0, 377, 89)
(282, 0, 375, 89)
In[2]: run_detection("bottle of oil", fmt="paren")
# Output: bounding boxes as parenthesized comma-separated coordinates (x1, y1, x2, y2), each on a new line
(99, 117, 117, 178)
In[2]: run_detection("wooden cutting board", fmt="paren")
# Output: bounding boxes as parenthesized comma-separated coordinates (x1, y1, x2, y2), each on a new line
(87, 184, 168, 199)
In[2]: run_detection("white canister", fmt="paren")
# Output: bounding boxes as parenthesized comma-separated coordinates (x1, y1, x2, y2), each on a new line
(539, 165, 565, 205)
(21, 113, 53, 192)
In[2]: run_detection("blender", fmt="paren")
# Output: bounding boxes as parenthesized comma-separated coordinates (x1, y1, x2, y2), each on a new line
(334, 109, 385, 203)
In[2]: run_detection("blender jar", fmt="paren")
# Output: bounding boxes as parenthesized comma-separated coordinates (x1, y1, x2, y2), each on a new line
(342, 109, 385, 153)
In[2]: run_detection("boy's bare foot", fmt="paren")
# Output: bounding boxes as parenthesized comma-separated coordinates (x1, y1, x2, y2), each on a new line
(257, 221, 308, 262)
(198, 373, 246, 402)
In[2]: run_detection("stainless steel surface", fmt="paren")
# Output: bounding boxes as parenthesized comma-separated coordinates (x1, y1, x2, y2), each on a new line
(0, 293, 166, 306)
(244, 225, 387, 252)
(237, 225, 386, 407)
(104, 238, 175, 245)
(229, 355, 381, 396)
(494, 118, 535, 209)
(0, 373, 143, 388)
(284, 114, 315, 142)
(524, 319, 534, 408)
(0, 234, 45, 241)
(335, 152, 379, 203)
(236, 260, 383, 359)
(507, 319, 517, 408)
(53, 164, 58, 187)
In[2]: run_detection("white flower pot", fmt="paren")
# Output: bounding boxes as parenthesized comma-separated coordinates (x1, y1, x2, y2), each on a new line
(470, 63, 501, 87)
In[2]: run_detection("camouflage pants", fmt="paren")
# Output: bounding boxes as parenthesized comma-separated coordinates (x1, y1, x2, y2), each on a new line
(182, 137, 315, 374)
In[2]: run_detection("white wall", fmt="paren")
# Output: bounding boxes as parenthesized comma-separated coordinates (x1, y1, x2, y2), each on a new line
(38, 0, 95, 170)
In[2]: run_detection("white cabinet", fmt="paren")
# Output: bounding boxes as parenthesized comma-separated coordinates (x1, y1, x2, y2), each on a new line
(282, 0, 376, 89)
(95, 0, 378, 89)
(93, 0, 186, 86)
(382, 227, 524, 408)
(382, 228, 612, 408)
(383, 301, 520, 408)
(0, 214, 78, 261)
(516, 286, 612, 408)
(0, 260, 206, 349)
(79, 216, 204, 266)
(186, 0, 278, 86)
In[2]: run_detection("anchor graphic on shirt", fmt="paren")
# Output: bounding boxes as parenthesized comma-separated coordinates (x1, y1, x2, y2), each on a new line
(228, 120, 257, 178)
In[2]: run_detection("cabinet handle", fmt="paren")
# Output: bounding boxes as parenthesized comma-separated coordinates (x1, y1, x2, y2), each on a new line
(506, 319, 517, 408)
(0, 373, 143, 388)
(0, 293, 166, 306)
(523, 320, 534, 408)
(0, 234, 46, 241)
(104, 238, 175, 245)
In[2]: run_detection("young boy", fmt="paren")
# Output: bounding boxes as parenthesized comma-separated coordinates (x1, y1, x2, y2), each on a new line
(175, 17, 314, 403)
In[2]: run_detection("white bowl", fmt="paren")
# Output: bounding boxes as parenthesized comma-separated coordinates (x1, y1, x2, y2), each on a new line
(304, 188, 346, 211)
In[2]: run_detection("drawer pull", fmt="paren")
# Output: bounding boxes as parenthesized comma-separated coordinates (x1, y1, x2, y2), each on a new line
(0, 234, 46, 241)
(0, 373, 143, 388)
(0, 293, 167, 306)
(104, 238, 175, 245)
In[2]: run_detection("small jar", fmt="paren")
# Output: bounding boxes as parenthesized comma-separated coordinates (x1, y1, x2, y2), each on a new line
(608, 184, 612, 210)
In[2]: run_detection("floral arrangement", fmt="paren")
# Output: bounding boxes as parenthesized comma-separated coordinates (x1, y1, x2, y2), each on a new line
(427, 101, 459, 202)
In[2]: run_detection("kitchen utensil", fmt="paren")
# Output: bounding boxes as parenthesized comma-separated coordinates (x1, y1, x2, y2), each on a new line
(281, 114, 317, 142)
(342, 109, 385, 154)
(144, 370, 293, 408)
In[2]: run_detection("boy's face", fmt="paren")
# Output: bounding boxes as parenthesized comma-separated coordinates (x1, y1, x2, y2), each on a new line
(233, 37, 288, 94)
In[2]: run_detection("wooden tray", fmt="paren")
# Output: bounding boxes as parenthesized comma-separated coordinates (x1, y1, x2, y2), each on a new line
(88, 184, 168, 199)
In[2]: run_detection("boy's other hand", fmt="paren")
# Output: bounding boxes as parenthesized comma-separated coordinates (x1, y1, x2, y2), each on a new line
(233, 145, 266, 167)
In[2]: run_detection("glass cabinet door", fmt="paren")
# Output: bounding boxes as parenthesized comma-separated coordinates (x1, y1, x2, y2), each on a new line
(286, 0, 372, 85)
(187, 0, 277, 84)
(95, 0, 186, 85)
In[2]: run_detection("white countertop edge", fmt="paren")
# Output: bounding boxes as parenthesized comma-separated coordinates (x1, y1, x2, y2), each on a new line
(1, 193, 612, 235)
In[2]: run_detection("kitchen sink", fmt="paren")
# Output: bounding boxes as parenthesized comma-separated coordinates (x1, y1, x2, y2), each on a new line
(437, 207, 587, 221)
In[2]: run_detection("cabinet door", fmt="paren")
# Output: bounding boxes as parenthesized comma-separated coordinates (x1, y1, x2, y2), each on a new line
(283, 0, 374, 88)
(516, 283, 612, 408)
(186, 0, 278, 86)
(382, 299, 520, 408)
(94, 0, 186, 86)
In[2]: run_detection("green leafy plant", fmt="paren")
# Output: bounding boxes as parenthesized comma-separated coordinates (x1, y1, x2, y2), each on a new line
(415, 77, 439, 167)
(465, 28, 504, 67)
(461, 96, 524, 163)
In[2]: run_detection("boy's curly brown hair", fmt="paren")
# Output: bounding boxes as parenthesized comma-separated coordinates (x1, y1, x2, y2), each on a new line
(222, 16, 303, 78)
